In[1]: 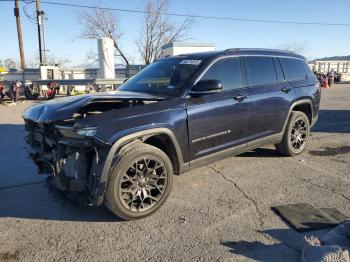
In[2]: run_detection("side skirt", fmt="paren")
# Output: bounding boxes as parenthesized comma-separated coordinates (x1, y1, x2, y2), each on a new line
(181, 133, 283, 174)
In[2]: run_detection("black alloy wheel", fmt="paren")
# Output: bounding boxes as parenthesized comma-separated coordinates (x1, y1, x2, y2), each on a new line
(119, 157, 168, 212)
(290, 118, 308, 151)
(275, 111, 310, 156)
(105, 143, 173, 220)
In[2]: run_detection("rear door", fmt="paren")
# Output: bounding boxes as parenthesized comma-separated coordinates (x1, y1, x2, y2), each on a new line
(244, 56, 296, 142)
(186, 57, 250, 161)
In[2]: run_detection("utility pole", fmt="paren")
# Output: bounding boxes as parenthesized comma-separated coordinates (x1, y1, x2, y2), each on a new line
(14, 0, 26, 69)
(35, 0, 46, 65)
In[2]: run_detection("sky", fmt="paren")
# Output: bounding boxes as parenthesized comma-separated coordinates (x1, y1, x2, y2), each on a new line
(1, 0, 350, 67)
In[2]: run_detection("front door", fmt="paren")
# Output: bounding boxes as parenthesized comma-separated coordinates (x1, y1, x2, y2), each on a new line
(186, 57, 250, 161)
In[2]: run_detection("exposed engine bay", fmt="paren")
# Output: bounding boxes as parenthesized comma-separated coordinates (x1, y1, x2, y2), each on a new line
(23, 96, 160, 205)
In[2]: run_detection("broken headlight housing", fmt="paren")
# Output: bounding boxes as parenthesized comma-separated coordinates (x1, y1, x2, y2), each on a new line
(56, 125, 98, 139)
(75, 127, 97, 137)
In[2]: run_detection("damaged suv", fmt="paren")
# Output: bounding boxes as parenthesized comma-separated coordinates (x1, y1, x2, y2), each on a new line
(23, 49, 320, 220)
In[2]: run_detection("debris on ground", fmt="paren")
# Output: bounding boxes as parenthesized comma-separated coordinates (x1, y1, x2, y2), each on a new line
(272, 203, 348, 232)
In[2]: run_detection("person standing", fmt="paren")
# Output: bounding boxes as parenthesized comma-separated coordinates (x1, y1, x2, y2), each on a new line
(11, 80, 21, 102)
(10, 81, 16, 102)
(330, 69, 335, 84)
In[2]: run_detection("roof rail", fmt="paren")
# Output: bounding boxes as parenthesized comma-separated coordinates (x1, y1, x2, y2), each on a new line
(224, 48, 296, 54)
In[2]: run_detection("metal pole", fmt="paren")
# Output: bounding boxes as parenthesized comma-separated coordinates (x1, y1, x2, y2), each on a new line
(14, 0, 26, 69)
(35, 0, 44, 65)
(41, 11, 46, 64)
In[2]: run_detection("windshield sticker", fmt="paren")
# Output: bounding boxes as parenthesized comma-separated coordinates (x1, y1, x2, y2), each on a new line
(180, 60, 201, 65)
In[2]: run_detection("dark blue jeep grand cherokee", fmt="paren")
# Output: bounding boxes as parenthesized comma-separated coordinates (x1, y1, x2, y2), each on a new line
(23, 48, 320, 219)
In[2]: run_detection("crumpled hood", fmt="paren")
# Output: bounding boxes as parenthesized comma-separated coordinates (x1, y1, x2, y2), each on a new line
(22, 91, 164, 123)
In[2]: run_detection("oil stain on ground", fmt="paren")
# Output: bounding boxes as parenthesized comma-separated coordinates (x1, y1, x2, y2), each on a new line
(0, 249, 20, 261)
(309, 145, 350, 156)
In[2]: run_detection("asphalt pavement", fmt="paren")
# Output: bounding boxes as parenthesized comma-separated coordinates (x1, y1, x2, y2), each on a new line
(0, 84, 349, 261)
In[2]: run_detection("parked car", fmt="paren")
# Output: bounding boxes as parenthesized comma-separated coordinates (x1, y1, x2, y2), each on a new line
(23, 81, 40, 100)
(22, 48, 321, 220)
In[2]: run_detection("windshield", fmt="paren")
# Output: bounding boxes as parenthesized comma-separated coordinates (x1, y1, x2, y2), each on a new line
(118, 58, 201, 97)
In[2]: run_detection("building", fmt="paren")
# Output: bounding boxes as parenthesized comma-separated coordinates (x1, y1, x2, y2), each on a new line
(0, 65, 144, 93)
(308, 60, 350, 81)
(161, 42, 215, 57)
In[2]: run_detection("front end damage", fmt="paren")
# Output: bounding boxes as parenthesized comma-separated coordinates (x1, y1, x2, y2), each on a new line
(25, 118, 110, 205)
(22, 92, 163, 205)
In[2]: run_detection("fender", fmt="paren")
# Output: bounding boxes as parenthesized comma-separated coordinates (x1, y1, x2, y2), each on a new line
(92, 127, 184, 206)
(281, 99, 314, 134)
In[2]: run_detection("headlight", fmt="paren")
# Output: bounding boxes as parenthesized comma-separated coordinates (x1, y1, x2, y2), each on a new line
(56, 125, 97, 138)
(75, 127, 97, 137)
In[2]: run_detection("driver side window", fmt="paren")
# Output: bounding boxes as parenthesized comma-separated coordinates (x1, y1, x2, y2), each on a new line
(201, 57, 242, 91)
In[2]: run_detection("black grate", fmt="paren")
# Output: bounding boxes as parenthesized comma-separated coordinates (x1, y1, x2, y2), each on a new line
(88, 173, 100, 193)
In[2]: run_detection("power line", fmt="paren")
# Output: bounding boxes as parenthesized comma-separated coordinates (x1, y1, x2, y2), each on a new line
(36, 1, 350, 28)
(1, 0, 350, 27)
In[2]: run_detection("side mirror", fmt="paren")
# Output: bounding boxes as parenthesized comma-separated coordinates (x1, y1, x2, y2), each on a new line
(189, 79, 222, 96)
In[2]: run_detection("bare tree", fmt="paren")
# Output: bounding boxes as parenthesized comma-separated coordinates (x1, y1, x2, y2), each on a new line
(25, 54, 71, 68)
(273, 41, 309, 56)
(3, 58, 18, 69)
(78, 7, 129, 65)
(45, 54, 72, 67)
(136, 0, 194, 64)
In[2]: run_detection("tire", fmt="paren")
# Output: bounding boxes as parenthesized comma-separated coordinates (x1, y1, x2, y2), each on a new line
(104, 143, 173, 220)
(275, 111, 310, 156)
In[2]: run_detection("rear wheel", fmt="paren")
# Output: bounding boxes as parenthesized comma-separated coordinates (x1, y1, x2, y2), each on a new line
(105, 143, 173, 220)
(275, 111, 310, 156)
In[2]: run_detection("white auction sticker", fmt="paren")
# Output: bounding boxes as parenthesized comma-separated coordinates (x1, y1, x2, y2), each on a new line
(180, 60, 202, 65)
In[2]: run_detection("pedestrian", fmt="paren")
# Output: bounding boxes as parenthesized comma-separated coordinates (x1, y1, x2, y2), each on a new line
(327, 73, 332, 87)
(0, 83, 4, 103)
(330, 69, 335, 84)
(11, 80, 21, 102)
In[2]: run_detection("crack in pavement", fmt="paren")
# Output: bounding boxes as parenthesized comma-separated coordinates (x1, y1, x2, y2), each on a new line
(0, 181, 45, 191)
(206, 165, 302, 253)
(207, 165, 303, 254)
(206, 165, 266, 229)
(288, 158, 350, 202)
(298, 177, 350, 202)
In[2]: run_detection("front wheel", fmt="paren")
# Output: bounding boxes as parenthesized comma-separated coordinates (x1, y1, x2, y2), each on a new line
(105, 143, 173, 220)
(275, 111, 310, 156)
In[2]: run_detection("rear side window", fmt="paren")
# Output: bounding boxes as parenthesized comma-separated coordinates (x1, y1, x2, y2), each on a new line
(245, 57, 277, 86)
(201, 57, 242, 91)
(280, 58, 307, 81)
(301, 62, 317, 81)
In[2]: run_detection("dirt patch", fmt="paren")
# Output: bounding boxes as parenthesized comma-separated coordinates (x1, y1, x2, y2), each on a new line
(0, 250, 19, 261)
(309, 145, 350, 156)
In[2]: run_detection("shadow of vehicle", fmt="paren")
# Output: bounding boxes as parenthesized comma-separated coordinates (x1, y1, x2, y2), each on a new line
(239, 148, 280, 158)
(221, 227, 331, 261)
(312, 109, 350, 133)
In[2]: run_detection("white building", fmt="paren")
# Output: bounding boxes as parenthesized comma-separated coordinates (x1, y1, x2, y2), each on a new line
(160, 42, 215, 57)
(308, 60, 350, 81)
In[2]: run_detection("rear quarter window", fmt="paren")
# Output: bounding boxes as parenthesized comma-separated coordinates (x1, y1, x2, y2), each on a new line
(245, 57, 277, 86)
(280, 58, 307, 81)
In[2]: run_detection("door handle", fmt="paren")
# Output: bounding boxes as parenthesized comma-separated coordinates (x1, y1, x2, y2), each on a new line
(233, 94, 247, 102)
(281, 87, 291, 93)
